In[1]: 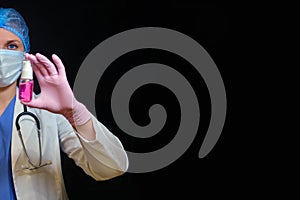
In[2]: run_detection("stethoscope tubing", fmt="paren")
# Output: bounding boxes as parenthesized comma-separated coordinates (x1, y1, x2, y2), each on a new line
(15, 105, 43, 169)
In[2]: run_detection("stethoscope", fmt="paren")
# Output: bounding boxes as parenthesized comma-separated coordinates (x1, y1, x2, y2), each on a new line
(15, 104, 52, 170)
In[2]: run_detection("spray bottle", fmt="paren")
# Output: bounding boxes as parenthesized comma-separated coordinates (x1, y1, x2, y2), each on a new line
(19, 60, 33, 102)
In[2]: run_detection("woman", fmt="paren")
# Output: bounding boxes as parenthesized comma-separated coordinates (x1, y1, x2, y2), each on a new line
(0, 7, 129, 200)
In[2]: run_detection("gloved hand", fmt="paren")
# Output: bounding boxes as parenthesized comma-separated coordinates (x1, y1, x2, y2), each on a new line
(22, 53, 91, 126)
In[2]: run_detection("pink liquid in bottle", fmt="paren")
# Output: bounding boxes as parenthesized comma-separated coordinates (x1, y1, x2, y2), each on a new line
(19, 79, 33, 102)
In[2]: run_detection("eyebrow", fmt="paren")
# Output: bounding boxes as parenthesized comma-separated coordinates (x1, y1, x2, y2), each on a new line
(6, 39, 22, 44)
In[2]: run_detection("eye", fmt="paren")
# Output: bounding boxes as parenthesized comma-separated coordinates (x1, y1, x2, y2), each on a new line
(8, 43, 18, 50)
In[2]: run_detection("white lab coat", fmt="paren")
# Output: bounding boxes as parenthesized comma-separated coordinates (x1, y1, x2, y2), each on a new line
(10, 91, 129, 200)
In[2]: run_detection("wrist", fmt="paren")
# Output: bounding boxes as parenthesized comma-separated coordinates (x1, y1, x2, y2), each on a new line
(63, 97, 91, 126)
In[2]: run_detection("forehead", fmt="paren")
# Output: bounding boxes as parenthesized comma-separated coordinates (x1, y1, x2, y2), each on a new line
(0, 28, 22, 42)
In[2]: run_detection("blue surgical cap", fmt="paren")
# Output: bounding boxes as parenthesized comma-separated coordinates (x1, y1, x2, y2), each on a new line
(0, 7, 30, 52)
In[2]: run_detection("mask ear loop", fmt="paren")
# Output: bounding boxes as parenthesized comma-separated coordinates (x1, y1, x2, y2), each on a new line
(15, 106, 42, 169)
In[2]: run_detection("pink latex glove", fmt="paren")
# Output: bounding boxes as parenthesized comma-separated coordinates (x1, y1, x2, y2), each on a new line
(22, 53, 91, 126)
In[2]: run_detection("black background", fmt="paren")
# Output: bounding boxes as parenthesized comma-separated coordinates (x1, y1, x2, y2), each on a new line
(1, 0, 291, 199)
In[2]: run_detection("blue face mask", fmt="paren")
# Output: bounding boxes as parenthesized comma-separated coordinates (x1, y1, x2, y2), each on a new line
(0, 49, 24, 87)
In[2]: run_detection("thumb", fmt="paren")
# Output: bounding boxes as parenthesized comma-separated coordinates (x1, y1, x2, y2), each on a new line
(21, 98, 46, 110)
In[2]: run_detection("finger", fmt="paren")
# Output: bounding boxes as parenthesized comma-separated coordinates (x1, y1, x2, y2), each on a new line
(52, 54, 66, 77)
(36, 53, 58, 76)
(26, 53, 49, 77)
(24, 53, 30, 60)
(25, 54, 44, 80)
